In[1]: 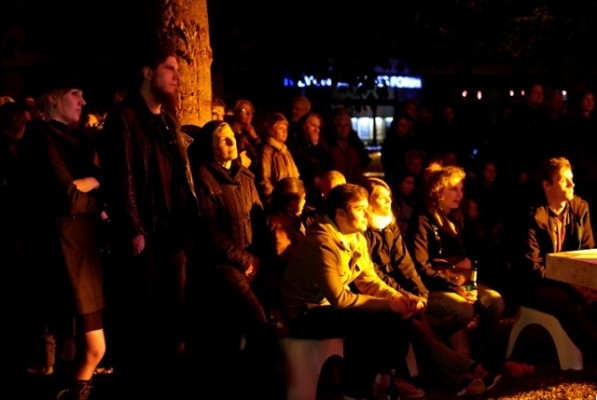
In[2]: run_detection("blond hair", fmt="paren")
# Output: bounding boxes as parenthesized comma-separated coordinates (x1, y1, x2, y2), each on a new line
(424, 162, 466, 209)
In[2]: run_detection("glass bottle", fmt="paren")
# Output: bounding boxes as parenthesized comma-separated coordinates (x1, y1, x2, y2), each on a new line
(465, 260, 478, 291)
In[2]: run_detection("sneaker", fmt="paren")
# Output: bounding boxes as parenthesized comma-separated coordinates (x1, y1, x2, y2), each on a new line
(504, 360, 534, 378)
(396, 379, 426, 399)
(456, 374, 485, 397)
(472, 363, 502, 391)
(372, 376, 426, 399)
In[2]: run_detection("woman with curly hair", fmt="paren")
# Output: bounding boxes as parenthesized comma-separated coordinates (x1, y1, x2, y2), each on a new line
(406, 162, 504, 388)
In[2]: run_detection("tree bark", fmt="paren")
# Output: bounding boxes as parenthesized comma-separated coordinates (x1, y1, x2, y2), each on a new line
(155, 0, 212, 127)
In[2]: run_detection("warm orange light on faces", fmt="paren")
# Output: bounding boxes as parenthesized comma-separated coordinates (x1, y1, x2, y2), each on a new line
(369, 185, 393, 217)
(337, 198, 369, 234)
(212, 124, 238, 166)
(439, 179, 464, 210)
(271, 121, 289, 143)
(546, 168, 574, 203)
(304, 116, 321, 145)
(50, 89, 86, 125)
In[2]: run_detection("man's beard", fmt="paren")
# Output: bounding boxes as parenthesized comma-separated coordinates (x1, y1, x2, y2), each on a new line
(150, 81, 178, 111)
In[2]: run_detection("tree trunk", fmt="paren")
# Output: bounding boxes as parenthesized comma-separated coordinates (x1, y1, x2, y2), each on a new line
(155, 0, 212, 127)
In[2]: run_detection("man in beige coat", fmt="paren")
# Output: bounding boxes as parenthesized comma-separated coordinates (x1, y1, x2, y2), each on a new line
(281, 183, 423, 400)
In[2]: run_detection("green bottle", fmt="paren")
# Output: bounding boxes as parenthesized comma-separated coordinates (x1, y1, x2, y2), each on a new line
(465, 261, 478, 291)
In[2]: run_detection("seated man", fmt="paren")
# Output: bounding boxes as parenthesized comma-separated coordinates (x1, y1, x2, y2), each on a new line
(513, 156, 597, 362)
(280, 183, 424, 400)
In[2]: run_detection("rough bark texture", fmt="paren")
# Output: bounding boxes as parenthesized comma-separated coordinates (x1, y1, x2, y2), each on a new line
(156, 0, 212, 127)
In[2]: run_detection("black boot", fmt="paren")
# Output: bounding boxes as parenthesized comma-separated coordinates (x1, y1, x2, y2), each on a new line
(56, 380, 93, 400)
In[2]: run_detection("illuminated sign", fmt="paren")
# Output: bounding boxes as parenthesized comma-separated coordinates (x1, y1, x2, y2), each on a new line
(283, 74, 422, 90)
(375, 75, 422, 89)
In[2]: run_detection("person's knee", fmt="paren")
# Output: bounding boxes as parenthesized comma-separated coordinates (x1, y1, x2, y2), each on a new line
(480, 290, 505, 314)
(454, 306, 475, 324)
(429, 294, 475, 324)
(86, 344, 106, 365)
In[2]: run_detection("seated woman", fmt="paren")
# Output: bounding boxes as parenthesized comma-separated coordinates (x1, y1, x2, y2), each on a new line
(363, 177, 500, 397)
(189, 120, 273, 398)
(259, 177, 307, 314)
(406, 163, 505, 373)
(288, 111, 332, 209)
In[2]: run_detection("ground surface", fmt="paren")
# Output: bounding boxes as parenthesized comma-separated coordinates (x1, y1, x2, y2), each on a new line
(25, 319, 597, 399)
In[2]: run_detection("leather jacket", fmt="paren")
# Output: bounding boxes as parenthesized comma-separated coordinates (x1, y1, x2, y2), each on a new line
(100, 91, 197, 241)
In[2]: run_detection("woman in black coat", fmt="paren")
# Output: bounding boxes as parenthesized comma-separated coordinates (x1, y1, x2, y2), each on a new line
(27, 78, 107, 400)
(188, 120, 273, 399)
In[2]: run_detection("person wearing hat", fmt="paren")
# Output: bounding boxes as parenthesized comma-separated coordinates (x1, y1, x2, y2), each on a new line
(23, 74, 107, 400)
(187, 120, 274, 399)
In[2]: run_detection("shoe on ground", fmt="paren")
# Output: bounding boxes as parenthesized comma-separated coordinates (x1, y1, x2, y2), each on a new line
(56, 388, 69, 400)
(456, 374, 485, 397)
(372, 376, 425, 399)
(471, 363, 502, 391)
(504, 360, 534, 378)
(27, 365, 54, 375)
(396, 378, 426, 399)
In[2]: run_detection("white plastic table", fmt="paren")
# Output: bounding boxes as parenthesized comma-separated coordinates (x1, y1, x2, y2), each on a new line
(546, 249, 597, 290)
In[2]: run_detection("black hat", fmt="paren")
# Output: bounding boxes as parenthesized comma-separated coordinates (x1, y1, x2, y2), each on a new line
(188, 120, 229, 162)
(36, 68, 85, 97)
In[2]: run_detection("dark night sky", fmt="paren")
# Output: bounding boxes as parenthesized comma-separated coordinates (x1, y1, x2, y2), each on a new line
(4, 1, 597, 106)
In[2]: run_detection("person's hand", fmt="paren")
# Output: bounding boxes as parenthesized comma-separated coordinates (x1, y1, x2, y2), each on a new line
(572, 284, 597, 305)
(389, 294, 417, 319)
(245, 258, 260, 283)
(402, 291, 426, 315)
(455, 286, 477, 304)
(446, 271, 467, 286)
(73, 177, 100, 193)
(245, 124, 259, 141)
(455, 257, 472, 270)
(415, 299, 427, 314)
(245, 264, 255, 277)
(131, 234, 145, 256)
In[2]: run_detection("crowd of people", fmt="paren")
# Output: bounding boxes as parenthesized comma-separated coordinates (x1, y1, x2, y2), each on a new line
(2, 43, 597, 400)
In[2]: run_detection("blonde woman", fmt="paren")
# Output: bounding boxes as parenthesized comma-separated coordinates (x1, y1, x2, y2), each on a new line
(27, 76, 106, 400)
(407, 162, 504, 390)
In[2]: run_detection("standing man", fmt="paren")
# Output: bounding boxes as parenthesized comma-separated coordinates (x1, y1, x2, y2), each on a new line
(287, 95, 311, 145)
(98, 42, 197, 398)
(281, 183, 423, 400)
(514, 156, 597, 364)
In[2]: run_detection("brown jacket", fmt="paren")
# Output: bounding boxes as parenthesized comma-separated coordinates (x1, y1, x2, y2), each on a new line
(259, 137, 300, 199)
